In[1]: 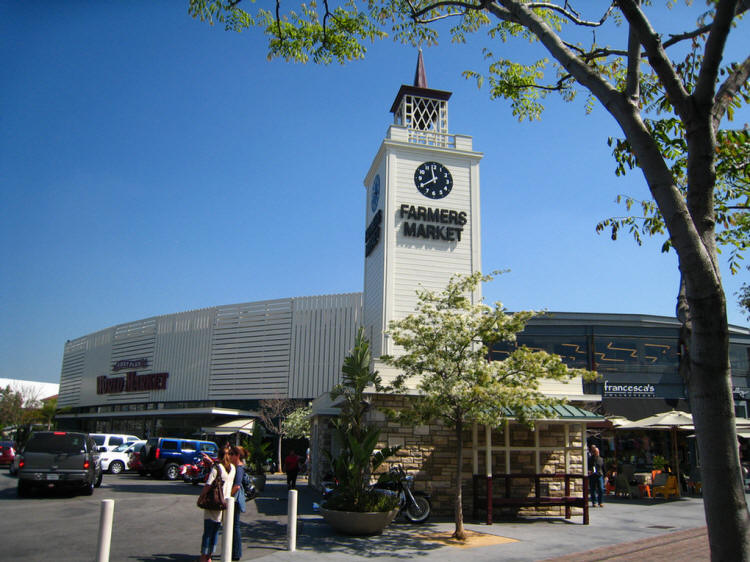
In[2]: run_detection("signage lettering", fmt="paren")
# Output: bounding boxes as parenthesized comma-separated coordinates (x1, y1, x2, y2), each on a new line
(399, 204, 465, 242)
(365, 210, 382, 257)
(113, 358, 148, 371)
(603, 380, 655, 397)
(97, 372, 169, 395)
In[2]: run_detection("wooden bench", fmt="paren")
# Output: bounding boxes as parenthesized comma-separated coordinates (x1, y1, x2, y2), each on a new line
(472, 473, 590, 525)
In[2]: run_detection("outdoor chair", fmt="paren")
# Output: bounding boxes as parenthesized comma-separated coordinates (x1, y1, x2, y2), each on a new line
(652, 474, 679, 500)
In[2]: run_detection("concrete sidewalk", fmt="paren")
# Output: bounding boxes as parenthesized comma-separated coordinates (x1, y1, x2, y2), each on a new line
(237, 474, 711, 561)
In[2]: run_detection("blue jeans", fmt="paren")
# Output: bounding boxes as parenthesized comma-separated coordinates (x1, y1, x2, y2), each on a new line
(232, 506, 242, 560)
(201, 519, 221, 556)
(590, 474, 604, 505)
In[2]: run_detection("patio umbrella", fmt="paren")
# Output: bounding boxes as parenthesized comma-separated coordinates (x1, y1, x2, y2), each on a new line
(625, 409, 694, 496)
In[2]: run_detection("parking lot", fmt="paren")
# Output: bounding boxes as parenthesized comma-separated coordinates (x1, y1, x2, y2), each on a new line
(0, 469, 300, 561)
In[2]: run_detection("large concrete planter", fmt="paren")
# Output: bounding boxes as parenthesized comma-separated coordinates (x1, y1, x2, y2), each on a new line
(319, 505, 399, 535)
(252, 474, 266, 492)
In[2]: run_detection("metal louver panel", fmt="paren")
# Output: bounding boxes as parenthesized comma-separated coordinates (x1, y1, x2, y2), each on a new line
(209, 299, 293, 399)
(107, 320, 157, 403)
(289, 293, 363, 398)
(59, 338, 88, 407)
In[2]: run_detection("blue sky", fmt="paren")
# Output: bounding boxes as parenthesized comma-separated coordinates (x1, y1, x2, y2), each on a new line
(2, 1, 748, 384)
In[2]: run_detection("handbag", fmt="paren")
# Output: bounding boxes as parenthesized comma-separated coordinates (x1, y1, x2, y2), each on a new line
(197, 467, 226, 510)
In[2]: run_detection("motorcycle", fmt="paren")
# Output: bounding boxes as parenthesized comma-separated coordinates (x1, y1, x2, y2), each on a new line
(179, 456, 214, 485)
(372, 465, 431, 523)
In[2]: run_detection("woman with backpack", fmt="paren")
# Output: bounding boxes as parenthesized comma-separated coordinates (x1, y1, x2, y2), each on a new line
(198, 447, 236, 562)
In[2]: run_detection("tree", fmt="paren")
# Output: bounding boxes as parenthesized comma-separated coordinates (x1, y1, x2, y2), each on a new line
(324, 327, 399, 513)
(189, 0, 750, 555)
(37, 397, 58, 431)
(282, 404, 312, 440)
(740, 275, 750, 320)
(0, 384, 42, 430)
(382, 272, 593, 539)
(257, 396, 305, 472)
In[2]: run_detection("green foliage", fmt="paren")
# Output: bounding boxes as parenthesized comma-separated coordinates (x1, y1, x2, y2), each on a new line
(599, 125, 750, 274)
(324, 328, 399, 512)
(652, 454, 668, 471)
(0, 386, 24, 430)
(282, 404, 312, 439)
(738, 274, 750, 320)
(242, 423, 272, 474)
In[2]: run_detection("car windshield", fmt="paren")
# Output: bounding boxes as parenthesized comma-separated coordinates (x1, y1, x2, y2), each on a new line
(25, 433, 86, 454)
(113, 443, 131, 452)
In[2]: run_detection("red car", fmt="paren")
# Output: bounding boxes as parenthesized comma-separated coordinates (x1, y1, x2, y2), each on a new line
(0, 441, 16, 467)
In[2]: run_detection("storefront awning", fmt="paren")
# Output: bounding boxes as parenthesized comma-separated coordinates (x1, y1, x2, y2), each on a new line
(201, 418, 256, 436)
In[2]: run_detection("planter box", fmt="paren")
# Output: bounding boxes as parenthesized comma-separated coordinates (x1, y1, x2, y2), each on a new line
(319, 505, 399, 535)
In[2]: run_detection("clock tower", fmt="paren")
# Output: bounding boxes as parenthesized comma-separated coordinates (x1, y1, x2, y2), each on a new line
(363, 52, 483, 378)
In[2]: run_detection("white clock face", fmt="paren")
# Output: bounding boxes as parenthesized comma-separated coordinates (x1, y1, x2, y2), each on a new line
(371, 175, 380, 212)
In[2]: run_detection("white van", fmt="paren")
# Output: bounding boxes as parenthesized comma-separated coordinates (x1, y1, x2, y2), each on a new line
(90, 433, 141, 452)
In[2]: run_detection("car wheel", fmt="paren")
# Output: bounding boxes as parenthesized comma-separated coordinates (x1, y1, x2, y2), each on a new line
(82, 479, 95, 496)
(109, 461, 124, 475)
(164, 463, 179, 481)
(17, 480, 32, 497)
(95, 471, 103, 488)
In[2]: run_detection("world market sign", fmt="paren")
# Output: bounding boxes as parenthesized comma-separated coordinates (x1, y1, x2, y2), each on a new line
(97, 372, 169, 394)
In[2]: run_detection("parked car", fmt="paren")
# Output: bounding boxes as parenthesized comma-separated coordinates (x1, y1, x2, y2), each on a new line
(128, 442, 147, 475)
(141, 438, 219, 480)
(100, 440, 146, 474)
(17, 431, 102, 496)
(89, 433, 141, 452)
(9, 453, 21, 476)
(0, 441, 16, 467)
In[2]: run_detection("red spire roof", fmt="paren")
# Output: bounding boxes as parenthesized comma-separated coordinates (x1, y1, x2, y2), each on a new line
(414, 49, 428, 88)
(390, 51, 452, 115)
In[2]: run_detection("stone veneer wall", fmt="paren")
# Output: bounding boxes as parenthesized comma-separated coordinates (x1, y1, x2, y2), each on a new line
(310, 394, 587, 519)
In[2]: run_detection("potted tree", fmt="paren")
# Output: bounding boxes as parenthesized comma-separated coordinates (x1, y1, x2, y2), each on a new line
(319, 328, 400, 535)
(243, 423, 271, 492)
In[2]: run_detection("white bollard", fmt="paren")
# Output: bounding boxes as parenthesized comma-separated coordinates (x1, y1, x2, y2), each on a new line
(222, 496, 235, 562)
(96, 499, 115, 562)
(288, 489, 298, 552)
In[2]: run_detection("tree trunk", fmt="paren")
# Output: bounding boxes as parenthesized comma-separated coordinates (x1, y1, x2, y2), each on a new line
(277, 435, 282, 474)
(687, 290, 750, 560)
(453, 418, 466, 540)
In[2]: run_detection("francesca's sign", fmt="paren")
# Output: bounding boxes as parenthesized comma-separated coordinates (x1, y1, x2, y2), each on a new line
(97, 371, 169, 394)
(603, 380, 655, 398)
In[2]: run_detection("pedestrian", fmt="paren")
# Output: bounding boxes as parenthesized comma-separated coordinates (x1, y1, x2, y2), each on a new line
(284, 449, 301, 490)
(198, 447, 236, 562)
(588, 444, 605, 508)
(229, 445, 247, 561)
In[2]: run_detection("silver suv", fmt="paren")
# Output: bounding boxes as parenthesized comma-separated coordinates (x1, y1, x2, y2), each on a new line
(17, 431, 103, 497)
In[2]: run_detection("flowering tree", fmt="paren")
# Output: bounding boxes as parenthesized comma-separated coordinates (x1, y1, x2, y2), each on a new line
(383, 272, 593, 538)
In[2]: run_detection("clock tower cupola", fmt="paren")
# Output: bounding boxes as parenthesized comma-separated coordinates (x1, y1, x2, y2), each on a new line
(363, 52, 483, 375)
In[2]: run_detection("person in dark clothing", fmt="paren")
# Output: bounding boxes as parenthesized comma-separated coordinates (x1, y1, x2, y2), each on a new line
(229, 446, 247, 561)
(284, 449, 301, 490)
(588, 444, 605, 507)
